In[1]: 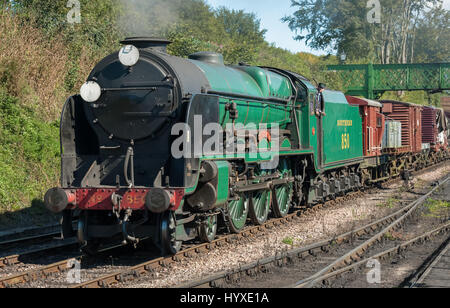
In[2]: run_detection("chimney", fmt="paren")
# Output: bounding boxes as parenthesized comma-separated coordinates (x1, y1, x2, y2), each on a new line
(120, 37, 172, 53)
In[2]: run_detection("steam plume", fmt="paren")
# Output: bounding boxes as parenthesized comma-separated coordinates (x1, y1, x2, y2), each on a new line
(118, 0, 181, 37)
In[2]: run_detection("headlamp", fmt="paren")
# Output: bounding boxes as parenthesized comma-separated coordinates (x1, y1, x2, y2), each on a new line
(119, 45, 140, 67)
(80, 81, 102, 103)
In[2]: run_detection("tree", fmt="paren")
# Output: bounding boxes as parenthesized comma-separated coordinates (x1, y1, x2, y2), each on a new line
(413, 5, 450, 62)
(12, 0, 122, 50)
(283, 0, 445, 64)
(166, 3, 268, 65)
(215, 8, 266, 47)
(214, 8, 267, 64)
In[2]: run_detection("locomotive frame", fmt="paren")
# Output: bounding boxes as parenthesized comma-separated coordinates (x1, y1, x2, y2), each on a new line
(44, 38, 449, 255)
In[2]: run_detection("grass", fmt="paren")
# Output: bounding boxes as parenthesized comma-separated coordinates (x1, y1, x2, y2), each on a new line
(281, 237, 305, 248)
(384, 231, 404, 241)
(384, 232, 396, 241)
(423, 199, 450, 218)
(0, 89, 60, 213)
(282, 237, 295, 247)
(282, 237, 294, 246)
(377, 196, 400, 209)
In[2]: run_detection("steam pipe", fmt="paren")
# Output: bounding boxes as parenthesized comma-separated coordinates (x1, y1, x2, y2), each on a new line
(124, 147, 135, 187)
(121, 208, 148, 245)
(122, 220, 139, 245)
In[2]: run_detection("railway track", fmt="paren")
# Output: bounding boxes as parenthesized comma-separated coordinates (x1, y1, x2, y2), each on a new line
(0, 222, 78, 253)
(405, 236, 450, 288)
(174, 174, 449, 288)
(0, 223, 61, 242)
(1, 162, 447, 288)
(180, 223, 450, 289)
(292, 223, 450, 288)
(0, 239, 78, 269)
(292, 175, 449, 288)
(0, 222, 79, 272)
(0, 257, 81, 288)
(0, 232, 61, 249)
(0, 242, 129, 288)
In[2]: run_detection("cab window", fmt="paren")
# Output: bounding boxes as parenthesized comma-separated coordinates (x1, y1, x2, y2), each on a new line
(309, 93, 315, 115)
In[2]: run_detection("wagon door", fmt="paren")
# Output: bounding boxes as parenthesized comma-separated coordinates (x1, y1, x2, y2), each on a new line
(413, 107, 422, 152)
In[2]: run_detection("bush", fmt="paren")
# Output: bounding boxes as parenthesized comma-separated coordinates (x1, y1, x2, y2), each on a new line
(0, 11, 69, 119)
(0, 89, 60, 212)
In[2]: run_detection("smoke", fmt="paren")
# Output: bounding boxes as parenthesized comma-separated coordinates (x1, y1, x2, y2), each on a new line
(118, 0, 181, 37)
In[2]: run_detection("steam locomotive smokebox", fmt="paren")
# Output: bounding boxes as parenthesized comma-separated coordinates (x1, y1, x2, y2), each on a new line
(86, 37, 178, 141)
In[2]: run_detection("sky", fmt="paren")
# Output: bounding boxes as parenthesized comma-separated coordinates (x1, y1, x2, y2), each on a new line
(207, 0, 450, 56)
(207, 0, 314, 54)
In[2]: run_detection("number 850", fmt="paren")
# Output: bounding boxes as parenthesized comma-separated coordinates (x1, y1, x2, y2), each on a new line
(342, 133, 350, 150)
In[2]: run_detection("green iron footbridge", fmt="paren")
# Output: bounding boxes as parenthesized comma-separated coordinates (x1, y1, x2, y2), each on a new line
(327, 63, 450, 99)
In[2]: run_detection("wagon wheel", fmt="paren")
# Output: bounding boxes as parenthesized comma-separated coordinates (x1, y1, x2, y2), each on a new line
(226, 194, 249, 233)
(198, 214, 218, 243)
(249, 190, 272, 225)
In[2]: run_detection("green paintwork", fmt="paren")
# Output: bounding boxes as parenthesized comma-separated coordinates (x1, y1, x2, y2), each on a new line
(239, 66, 271, 97)
(321, 90, 363, 166)
(236, 66, 293, 100)
(185, 180, 198, 195)
(190, 60, 265, 97)
(227, 194, 249, 232)
(190, 60, 293, 100)
(272, 159, 293, 217)
(299, 80, 317, 150)
(274, 185, 292, 217)
(281, 138, 292, 149)
(303, 88, 363, 171)
(328, 63, 450, 99)
(190, 60, 293, 133)
(249, 168, 271, 224)
(250, 190, 271, 225)
(184, 60, 366, 198)
(193, 66, 294, 165)
(184, 160, 229, 204)
(215, 161, 230, 206)
(217, 97, 290, 130)
(185, 61, 296, 168)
